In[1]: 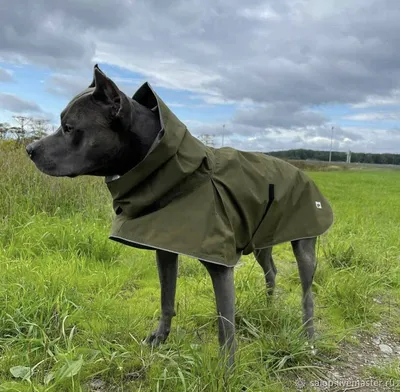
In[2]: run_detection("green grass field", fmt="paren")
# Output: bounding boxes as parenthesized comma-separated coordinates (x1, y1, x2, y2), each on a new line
(1, 145, 399, 391)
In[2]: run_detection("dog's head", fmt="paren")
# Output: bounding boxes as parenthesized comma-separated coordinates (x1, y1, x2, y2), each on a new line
(26, 65, 137, 177)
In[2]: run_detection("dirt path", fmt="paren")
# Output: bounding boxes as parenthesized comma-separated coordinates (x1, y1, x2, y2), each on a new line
(295, 319, 400, 391)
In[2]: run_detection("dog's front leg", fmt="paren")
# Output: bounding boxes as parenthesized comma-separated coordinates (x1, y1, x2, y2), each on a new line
(200, 260, 236, 368)
(145, 250, 178, 346)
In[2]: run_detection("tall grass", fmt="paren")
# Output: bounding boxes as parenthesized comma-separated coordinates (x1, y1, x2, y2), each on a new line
(1, 145, 399, 391)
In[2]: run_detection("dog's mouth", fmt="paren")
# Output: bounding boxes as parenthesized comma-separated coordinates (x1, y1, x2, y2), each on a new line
(30, 159, 80, 178)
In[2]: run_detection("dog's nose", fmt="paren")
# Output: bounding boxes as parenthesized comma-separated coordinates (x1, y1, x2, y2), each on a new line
(26, 143, 35, 159)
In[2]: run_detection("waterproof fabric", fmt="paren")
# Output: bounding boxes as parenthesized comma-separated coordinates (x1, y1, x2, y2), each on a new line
(106, 82, 334, 267)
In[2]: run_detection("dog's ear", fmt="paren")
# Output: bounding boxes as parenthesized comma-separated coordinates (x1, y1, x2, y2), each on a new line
(88, 75, 95, 88)
(88, 64, 99, 88)
(92, 66, 122, 118)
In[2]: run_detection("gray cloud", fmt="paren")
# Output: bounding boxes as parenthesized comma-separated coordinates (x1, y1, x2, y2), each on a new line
(46, 74, 91, 98)
(343, 112, 400, 121)
(304, 126, 364, 142)
(0, 0, 133, 69)
(233, 103, 327, 129)
(0, 67, 14, 82)
(45, 72, 144, 100)
(0, 93, 43, 113)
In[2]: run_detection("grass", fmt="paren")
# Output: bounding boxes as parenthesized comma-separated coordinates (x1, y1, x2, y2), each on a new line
(1, 145, 399, 391)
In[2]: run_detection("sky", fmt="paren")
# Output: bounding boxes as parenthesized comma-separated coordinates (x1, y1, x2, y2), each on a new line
(1, 0, 400, 153)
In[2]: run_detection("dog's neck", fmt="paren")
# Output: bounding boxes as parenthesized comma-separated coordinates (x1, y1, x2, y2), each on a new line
(115, 97, 161, 176)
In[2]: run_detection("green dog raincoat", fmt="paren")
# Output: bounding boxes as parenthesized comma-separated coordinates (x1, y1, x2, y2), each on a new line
(106, 83, 334, 266)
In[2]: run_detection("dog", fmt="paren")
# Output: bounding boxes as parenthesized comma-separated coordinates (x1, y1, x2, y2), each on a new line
(27, 64, 333, 367)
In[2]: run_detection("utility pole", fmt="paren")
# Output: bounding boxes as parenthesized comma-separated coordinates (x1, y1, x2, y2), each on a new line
(222, 124, 225, 147)
(329, 126, 334, 162)
(346, 150, 351, 163)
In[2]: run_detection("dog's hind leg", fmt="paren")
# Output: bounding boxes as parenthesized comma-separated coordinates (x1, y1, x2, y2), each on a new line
(291, 237, 317, 339)
(145, 250, 178, 346)
(200, 260, 236, 368)
(254, 247, 277, 296)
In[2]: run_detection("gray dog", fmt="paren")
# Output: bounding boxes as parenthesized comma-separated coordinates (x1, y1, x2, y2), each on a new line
(27, 64, 333, 367)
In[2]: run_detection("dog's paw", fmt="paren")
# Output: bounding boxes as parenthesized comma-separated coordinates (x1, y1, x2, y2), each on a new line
(143, 331, 169, 346)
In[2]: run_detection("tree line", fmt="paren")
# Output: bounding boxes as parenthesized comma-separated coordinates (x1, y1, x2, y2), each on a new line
(0, 116, 53, 146)
(266, 148, 400, 165)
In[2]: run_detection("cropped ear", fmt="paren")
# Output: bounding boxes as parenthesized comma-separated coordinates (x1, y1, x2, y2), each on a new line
(88, 63, 98, 88)
(88, 77, 95, 88)
(92, 65, 122, 117)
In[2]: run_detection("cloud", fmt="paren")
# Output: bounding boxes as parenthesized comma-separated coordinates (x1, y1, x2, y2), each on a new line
(45, 71, 145, 99)
(343, 112, 400, 121)
(304, 125, 364, 142)
(0, 93, 43, 113)
(351, 91, 400, 109)
(238, 5, 281, 21)
(233, 103, 327, 129)
(189, 121, 236, 138)
(0, 67, 14, 82)
(45, 74, 90, 97)
(0, 0, 133, 69)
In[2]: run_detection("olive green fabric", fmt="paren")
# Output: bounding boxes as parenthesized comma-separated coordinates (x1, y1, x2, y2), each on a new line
(106, 82, 334, 267)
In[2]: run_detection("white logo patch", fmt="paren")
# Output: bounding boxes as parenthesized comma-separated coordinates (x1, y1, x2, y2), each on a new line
(315, 201, 322, 209)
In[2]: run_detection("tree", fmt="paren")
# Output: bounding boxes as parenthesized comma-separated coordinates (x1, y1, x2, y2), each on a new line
(12, 116, 32, 145)
(0, 122, 23, 142)
(0, 116, 52, 145)
(266, 148, 400, 165)
(29, 119, 50, 141)
(0, 122, 10, 139)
